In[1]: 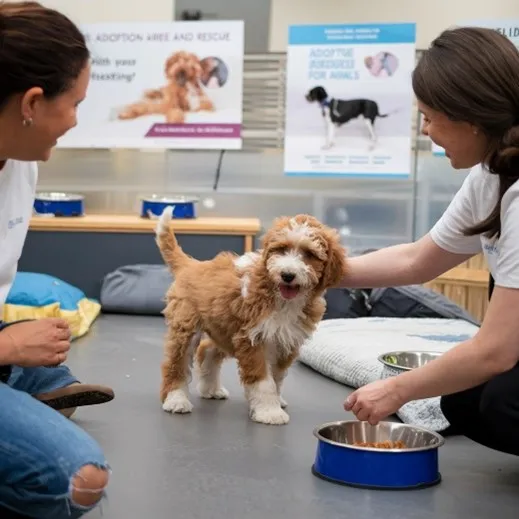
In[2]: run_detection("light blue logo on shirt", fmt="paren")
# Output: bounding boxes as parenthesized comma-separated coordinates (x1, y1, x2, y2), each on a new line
(7, 216, 23, 230)
(483, 241, 498, 255)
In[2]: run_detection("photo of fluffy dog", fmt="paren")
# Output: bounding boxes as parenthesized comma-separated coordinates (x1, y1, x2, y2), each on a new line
(156, 207, 347, 425)
(305, 85, 393, 150)
(117, 50, 215, 124)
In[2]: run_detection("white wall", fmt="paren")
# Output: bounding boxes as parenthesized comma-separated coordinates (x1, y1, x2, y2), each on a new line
(269, 0, 519, 50)
(25, 0, 175, 23)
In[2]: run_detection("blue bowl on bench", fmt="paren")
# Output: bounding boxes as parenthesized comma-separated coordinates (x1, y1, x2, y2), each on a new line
(34, 192, 85, 217)
(312, 420, 444, 490)
(140, 195, 198, 219)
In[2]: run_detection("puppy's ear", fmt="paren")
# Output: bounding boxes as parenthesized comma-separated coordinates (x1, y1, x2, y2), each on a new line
(320, 227, 348, 290)
(260, 216, 291, 261)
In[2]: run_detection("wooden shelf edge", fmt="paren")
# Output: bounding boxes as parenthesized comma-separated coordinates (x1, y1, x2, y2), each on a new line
(29, 214, 262, 235)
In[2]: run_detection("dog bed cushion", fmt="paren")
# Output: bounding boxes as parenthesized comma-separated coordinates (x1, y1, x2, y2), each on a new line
(3, 272, 101, 339)
(100, 264, 173, 315)
(299, 317, 479, 431)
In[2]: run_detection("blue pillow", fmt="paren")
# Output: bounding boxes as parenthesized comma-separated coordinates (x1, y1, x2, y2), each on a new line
(3, 272, 101, 339)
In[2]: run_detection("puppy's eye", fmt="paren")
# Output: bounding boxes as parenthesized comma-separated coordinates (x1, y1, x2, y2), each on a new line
(271, 245, 288, 255)
(303, 248, 319, 260)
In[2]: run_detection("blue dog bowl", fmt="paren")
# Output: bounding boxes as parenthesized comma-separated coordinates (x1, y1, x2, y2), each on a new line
(312, 420, 444, 490)
(33, 192, 84, 217)
(140, 195, 198, 219)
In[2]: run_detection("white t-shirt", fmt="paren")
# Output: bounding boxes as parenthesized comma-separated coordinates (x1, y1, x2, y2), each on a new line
(0, 160, 38, 312)
(430, 163, 519, 288)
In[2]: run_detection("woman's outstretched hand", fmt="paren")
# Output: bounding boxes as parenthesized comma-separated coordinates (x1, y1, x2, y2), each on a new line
(0, 319, 71, 367)
(344, 378, 407, 425)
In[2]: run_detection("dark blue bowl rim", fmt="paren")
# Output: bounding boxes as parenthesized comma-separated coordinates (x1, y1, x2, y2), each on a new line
(377, 350, 445, 371)
(313, 420, 445, 453)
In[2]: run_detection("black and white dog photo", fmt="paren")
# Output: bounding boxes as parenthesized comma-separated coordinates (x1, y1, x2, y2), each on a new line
(305, 85, 393, 150)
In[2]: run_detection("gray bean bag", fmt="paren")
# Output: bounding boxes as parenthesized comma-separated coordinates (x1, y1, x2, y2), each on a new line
(100, 264, 173, 315)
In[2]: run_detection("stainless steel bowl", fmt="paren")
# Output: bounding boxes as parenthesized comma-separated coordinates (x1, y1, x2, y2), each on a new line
(140, 194, 199, 204)
(314, 420, 444, 453)
(35, 191, 84, 201)
(378, 350, 443, 372)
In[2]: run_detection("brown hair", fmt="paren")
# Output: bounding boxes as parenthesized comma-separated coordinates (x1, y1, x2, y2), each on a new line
(0, 1, 89, 110)
(412, 27, 519, 238)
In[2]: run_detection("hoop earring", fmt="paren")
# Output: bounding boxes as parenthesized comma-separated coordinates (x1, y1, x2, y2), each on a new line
(22, 118, 33, 127)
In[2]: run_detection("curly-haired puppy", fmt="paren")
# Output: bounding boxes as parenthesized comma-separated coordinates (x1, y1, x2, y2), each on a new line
(118, 51, 214, 123)
(156, 208, 347, 425)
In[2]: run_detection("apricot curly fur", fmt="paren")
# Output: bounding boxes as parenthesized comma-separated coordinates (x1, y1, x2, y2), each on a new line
(156, 210, 348, 424)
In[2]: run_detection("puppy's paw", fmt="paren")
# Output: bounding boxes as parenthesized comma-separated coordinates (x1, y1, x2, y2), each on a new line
(250, 406, 290, 425)
(279, 395, 288, 409)
(198, 383, 230, 400)
(162, 390, 193, 414)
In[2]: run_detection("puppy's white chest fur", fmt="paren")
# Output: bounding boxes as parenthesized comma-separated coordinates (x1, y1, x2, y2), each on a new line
(249, 300, 310, 357)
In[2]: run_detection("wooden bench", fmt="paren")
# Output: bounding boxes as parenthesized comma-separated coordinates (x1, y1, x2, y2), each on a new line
(19, 214, 262, 299)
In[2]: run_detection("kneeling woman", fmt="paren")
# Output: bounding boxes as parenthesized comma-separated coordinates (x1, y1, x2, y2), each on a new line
(341, 26, 519, 457)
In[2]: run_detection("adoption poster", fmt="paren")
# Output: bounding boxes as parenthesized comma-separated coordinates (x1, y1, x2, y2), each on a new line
(57, 21, 244, 150)
(432, 19, 519, 157)
(284, 23, 416, 178)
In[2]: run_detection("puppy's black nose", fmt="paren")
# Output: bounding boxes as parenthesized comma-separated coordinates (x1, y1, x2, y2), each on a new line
(281, 272, 296, 283)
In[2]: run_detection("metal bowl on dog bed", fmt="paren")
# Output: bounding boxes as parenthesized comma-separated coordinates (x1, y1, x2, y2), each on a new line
(33, 192, 85, 217)
(312, 420, 444, 490)
(139, 195, 198, 219)
(378, 350, 443, 378)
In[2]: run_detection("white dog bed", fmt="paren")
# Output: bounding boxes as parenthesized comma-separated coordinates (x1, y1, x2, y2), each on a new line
(298, 317, 479, 431)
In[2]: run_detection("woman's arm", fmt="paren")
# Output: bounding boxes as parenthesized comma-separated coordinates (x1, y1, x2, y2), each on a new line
(396, 182, 519, 396)
(392, 284, 519, 401)
(339, 233, 474, 289)
(346, 283, 519, 423)
(0, 323, 14, 365)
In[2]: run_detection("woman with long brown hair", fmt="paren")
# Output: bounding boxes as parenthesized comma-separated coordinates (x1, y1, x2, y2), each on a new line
(342, 26, 519, 456)
(0, 2, 113, 517)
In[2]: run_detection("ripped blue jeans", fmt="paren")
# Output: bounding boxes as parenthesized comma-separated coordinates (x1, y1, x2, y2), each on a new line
(0, 364, 109, 518)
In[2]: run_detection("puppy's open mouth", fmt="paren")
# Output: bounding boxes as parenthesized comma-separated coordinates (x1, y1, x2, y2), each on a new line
(279, 283, 301, 300)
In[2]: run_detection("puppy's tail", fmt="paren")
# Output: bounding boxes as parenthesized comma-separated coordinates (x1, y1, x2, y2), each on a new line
(155, 206, 191, 272)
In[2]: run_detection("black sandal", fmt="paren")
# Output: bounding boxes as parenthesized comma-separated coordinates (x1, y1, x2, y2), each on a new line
(35, 383, 115, 410)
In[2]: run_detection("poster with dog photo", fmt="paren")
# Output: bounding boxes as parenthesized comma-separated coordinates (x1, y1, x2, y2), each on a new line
(57, 21, 244, 150)
(284, 23, 416, 178)
(432, 18, 519, 157)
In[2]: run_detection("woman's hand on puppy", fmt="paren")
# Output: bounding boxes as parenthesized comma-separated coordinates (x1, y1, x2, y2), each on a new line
(0, 318, 71, 367)
(344, 377, 407, 425)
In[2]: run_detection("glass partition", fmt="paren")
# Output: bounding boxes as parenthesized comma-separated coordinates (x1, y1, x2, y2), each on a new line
(36, 51, 470, 251)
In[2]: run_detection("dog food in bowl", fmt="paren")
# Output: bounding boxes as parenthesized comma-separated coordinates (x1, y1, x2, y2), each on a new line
(352, 440, 407, 449)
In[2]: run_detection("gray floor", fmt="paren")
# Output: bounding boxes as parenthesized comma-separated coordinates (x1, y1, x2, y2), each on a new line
(67, 315, 519, 519)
